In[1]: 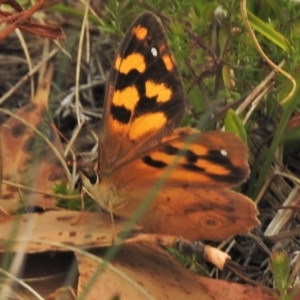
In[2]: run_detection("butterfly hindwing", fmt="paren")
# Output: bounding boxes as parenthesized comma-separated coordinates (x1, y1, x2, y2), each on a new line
(109, 184, 259, 241)
(99, 12, 185, 175)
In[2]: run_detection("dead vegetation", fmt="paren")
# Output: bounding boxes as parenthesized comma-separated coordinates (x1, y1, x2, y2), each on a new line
(1, 1, 300, 299)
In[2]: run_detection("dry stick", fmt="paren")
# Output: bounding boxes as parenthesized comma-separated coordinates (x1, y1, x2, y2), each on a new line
(15, 28, 35, 99)
(275, 170, 300, 186)
(0, 48, 58, 105)
(0, 0, 46, 41)
(235, 61, 283, 116)
(84, 7, 90, 63)
(290, 254, 300, 284)
(78, 0, 105, 26)
(247, 233, 271, 258)
(69, 149, 78, 190)
(38, 38, 51, 88)
(268, 205, 300, 212)
(255, 175, 274, 206)
(0, 11, 23, 23)
(64, 121, 85, 158)
(75, 0, 90, 125)
(265, 186, 300, 237)
(267, 228, 300, 243)
(243, 84, 274, 125)
(224, 261, 263, 287)
(64, 122, 85, 190)
(53, 38, 73, 60)
(55, 79, 105, 117)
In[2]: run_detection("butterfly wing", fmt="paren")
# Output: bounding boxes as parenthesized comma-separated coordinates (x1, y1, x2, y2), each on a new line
(83, 128, 259, 241)
(81, 12, 259, 241)
(115, 185, 258, 241)
(110, 128, 250, 189)
(99, 12, 185, 175)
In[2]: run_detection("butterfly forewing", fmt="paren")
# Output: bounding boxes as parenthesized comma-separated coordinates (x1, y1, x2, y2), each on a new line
(110, 128, 249, 189)
(99, 12, 186, 175)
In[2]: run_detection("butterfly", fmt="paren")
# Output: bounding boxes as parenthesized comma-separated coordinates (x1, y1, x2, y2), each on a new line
(81, 12, 259, 242)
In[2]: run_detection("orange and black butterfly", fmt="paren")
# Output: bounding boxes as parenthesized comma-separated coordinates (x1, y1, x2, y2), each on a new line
(82, 12, 259, 241)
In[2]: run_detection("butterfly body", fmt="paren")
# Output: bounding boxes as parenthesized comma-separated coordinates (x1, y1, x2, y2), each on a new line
(82, 12, 259, 242)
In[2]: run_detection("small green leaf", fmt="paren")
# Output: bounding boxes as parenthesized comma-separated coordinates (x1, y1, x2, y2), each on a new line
(224, 109, 247, 145)
(53, 182, 95, 211)
(247, 10, 289, 51)
(270, 251, 296, 300)
(187, 85, 206, 113)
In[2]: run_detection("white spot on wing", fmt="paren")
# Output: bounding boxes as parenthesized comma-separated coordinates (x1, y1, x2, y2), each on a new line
(151, 47, 158, 57)
(220, 149, 227, 156)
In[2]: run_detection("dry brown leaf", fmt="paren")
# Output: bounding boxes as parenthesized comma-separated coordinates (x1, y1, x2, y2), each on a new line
(0, 241, 276, 300)
(0, 64, 66, 213)
(76, 243, 212, 300)
(76, 243, 275, 300)
(0, 208, 231, 270)
(0, 211, 142, 253)
(196, 276, 275, 300)
(0, 0, 65, 41)
(46, 286, 76, 300)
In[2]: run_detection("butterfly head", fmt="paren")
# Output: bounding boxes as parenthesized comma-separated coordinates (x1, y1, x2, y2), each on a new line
(80, 169, 99, 193)
(80, 170, 106, 205)
(80, 170, 121, 213)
